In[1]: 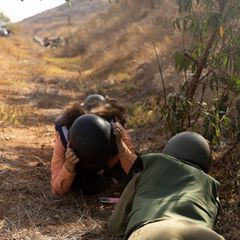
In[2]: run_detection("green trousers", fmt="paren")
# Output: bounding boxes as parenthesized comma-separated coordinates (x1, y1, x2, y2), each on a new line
(128, 219, 225, 240)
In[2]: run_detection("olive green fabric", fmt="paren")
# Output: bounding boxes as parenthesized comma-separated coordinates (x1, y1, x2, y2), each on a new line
(108, 153, 220, 239)
(108, 172, 142, 236)
(121, 153, 220, 239)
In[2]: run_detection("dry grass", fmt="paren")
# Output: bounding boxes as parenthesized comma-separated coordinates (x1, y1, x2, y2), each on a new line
(0, 104, 25, 126)
(0, 1, 239, 240)
(58, 0, 178, 81)
(0, 25, 117, 240)
(0, 159, 119, 240)
(127, 101, 160, 127)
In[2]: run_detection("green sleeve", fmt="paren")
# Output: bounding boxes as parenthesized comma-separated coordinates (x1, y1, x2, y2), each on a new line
(108, 172, 141, 237)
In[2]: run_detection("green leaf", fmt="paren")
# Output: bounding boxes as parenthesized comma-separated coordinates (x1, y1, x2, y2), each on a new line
(178, 0, 193, 12)
(175, 51, 192, 73)
(201, 0, 214, 9)
(173, 18, 183, 32)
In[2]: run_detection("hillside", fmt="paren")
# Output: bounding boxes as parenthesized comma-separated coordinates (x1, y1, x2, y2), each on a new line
(19, 0, 110, 36)
(0, 0, 239, 239)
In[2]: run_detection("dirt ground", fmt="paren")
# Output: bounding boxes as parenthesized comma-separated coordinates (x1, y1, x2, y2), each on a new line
(0, 31, 239, 240)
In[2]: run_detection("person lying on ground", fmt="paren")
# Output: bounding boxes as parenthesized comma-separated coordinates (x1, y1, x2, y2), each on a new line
(108, 131, 225, 240)
(51, 97, 137, 195)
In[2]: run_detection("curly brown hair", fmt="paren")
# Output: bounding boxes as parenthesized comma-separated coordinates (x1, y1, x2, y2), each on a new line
(89, 101, 126, 126)
(105, 96, 125, 114)
(57, 97, 126, 128)
(57, 102, 85, 129)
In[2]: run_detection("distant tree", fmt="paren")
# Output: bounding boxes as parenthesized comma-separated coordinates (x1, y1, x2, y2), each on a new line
(65, 0, 72, 6)
(0, 12, 10, 22)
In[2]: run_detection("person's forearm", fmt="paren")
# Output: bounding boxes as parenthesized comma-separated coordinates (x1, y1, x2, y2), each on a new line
(51, 133, 75, 195)
(117, 140, 137, 174)
(122, 130, 136, 154)
(51, 165, 75, 195)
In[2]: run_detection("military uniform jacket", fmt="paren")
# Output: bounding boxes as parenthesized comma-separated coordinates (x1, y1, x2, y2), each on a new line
(108, 153, 220, 239)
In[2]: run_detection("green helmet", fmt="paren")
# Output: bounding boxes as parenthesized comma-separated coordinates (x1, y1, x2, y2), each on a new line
(162, 131, 211, 172)
(83, 94, 105, 111)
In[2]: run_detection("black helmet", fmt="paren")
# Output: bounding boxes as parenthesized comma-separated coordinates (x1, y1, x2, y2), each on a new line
(162, 131, 211, 172)
(82, 94, 105, 111)
(69, 114, 115, 170)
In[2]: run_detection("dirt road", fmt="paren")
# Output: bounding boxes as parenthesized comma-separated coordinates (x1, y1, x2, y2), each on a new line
(0, 30, 239, 240)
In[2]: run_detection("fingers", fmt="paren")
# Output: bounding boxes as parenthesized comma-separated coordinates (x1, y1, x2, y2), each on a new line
(112, 122, 124, 146)
(115, 122, 124, 131)
(112, 122, 124, 136)
(65, 146, 79, 164)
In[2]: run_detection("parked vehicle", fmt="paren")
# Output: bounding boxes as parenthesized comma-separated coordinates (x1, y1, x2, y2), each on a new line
(0, 27, 10, 36)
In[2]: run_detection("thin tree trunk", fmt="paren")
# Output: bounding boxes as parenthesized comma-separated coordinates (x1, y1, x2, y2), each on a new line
(185, 0, 226, 99)
(186, 28, 218, 98)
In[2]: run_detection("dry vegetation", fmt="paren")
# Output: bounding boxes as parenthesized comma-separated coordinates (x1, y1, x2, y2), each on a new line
(0, 0, 239, 239)
(57, 0, 179, 88)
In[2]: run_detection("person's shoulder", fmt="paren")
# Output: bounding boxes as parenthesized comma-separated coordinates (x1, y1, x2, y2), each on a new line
(140, 153, 170, 165)
(141, 152, 170, 160)
(204, 172, 220, 186)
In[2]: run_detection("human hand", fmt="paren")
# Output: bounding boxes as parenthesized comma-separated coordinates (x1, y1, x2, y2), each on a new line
(112, 122, 124, 146)
(64, 144, 80, 173)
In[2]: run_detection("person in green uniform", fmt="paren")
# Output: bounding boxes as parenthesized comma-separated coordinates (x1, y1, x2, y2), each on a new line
(108, 131, 225, 240)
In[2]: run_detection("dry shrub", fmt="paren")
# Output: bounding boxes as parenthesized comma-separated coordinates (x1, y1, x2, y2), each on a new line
(57, 0, 178, 80)
(127, 97, 161, 127)
(0, 104, 25, 126)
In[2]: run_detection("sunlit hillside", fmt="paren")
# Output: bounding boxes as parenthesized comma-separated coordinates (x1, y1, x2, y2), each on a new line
(55, 0, 180, 98)
(19, 0, 182, 120)
(19, 0, 110, 37)
(0, 1, 239, 239)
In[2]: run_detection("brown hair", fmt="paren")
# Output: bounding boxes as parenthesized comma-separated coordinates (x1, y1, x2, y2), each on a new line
(90, 101, 126, 126)
(105, 96, 125, 114)
(58, 102, 85, 129)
